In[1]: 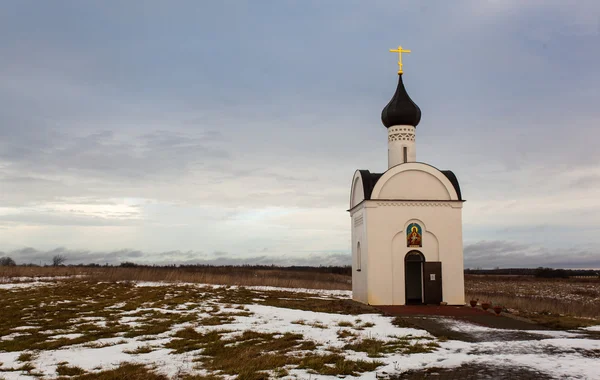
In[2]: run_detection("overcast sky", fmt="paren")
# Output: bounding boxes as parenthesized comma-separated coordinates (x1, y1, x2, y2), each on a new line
(0, 1, 599, 268)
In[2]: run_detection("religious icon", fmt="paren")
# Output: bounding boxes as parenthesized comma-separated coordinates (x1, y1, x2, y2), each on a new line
(406, 223, 422, 247)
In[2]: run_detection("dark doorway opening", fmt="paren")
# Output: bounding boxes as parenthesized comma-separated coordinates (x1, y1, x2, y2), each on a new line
(405, 251, 424, 304)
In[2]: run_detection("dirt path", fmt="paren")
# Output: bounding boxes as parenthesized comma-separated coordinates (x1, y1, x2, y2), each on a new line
(390, 363, 550, 380)
(377, 305, 552, 342)
(373, 305, 596, 379)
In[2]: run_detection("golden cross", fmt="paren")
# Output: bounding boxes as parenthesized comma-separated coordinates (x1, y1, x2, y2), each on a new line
(389, 45, 411, 74)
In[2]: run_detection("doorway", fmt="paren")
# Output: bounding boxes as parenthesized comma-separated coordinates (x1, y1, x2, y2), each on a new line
(404, 251, 424, 304)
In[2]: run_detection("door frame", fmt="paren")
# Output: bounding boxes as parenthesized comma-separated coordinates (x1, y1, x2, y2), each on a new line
(404, 250, 425, 304)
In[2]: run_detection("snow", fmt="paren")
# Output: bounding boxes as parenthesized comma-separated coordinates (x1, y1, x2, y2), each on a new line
(49, 333, 84, 340)
(105, 302, 127, 309)
(237, 284, 353, 298)
(134, 281, 175, 287)
(131, 281, 354, 299)
(12, 326, 38, 331)
(1, 280, 600, 379)
(232, 304, 430, 348)
(1, 332, 30, 341)
(39, 329, 72, 335)
(0, 275, 87, 283)
(0, 282, 52, 290)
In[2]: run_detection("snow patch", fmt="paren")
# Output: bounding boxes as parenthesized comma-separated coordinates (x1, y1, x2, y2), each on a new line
(582, 325, 600, 332)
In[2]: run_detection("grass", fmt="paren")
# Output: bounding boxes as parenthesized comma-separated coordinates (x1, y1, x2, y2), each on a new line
(196, 315, 235, 326)
(5, 272, 597, 378)
(297, 353, 382, 376)
(391, 316, 418, 329)
(56, 363, 168, 380)
(191, 331, 322, 379)
(165, 328, 228, 354)
(202, 341, 292, 378)
(272, 367, 289, 378)
(165, 327, 380, 378)
(0, 282, 199, 351)
(56, 364, 86, 376)
(465, 275, 600, 328)
(123, 313, 198, 338)
(83, 340, 127, 348)
(18, 362, 35, 372)
(0, 280, 374, 364)
(0, 266, 352, 290)
(123, 345, 155, 354)
(307, 321, 327, 329)
(517, 313, 598, 329)
(180, 375, 224, 380)
(337, 329, 358, 339)
(355, 321, 375, 330)
(16, 352, 35, 362)
(344, 337, 439, 358)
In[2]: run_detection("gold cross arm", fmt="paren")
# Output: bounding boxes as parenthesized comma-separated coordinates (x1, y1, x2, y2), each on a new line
(389, 45, 411, 74)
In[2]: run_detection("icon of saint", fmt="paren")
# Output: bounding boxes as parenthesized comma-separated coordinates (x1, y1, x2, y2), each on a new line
(407, 224, 422, 247)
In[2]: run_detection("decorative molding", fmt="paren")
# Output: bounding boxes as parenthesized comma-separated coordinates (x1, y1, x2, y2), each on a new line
(388, 126, 414, 133)
(388, 132, 415, 142)
(354, 215, 364, 227)
(375, 201, 453, 208)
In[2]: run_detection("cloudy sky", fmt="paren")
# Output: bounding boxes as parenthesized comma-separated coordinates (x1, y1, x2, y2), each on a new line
(0, 1, 599, 268)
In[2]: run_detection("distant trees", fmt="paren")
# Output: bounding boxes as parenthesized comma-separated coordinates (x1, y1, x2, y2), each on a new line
(534, 267, 569, 279)
(52, 255, 67, 267)
(464, 267, 598, 277)
(0, 257, 16, 266)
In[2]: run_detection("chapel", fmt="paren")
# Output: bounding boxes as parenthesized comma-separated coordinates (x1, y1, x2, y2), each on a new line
(349, 47, 465, 306)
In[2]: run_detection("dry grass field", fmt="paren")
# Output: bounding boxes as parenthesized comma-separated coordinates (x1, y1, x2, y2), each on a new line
(0, 280, 438, 379)
(1, 267, 598, 327)
(1, 270, 600, 379)
(465, 274, 600, 327)
(0, 266, 352, 291)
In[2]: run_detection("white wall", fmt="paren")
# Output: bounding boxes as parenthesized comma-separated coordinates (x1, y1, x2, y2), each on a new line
(351, 206, 368, 303)
(378, 170, 451, 200)
(350, 163, 464, 306)
(388, 125, 416, 167)
(365, 202, 465, 305)
(372, 163, 459, 201)
(350, 175, 364, 209)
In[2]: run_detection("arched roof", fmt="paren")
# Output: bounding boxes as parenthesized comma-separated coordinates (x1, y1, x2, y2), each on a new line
(349, 163, 462, 210)
(357, 170, 384, 200)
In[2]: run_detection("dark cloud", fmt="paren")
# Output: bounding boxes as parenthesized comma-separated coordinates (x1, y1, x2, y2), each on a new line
(465, 240, 600, 269)
(2, 243, 599, 269)
(0, 129, 229, 182)
(5, 247, 349, 267)
(568, 174, 600, 190)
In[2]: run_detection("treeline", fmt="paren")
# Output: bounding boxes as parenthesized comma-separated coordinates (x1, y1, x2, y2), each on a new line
(0, 261, 352, 276)
(465, 267, 599, 278)
(120, 263, 352, 275)
(2, 258, 597, 278)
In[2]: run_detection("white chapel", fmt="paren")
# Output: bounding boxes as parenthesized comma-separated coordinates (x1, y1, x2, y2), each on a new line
(349, 47, 465, 306)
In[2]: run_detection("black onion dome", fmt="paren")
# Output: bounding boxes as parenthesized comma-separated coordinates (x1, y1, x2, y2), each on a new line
(381, 74, 421, 128)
